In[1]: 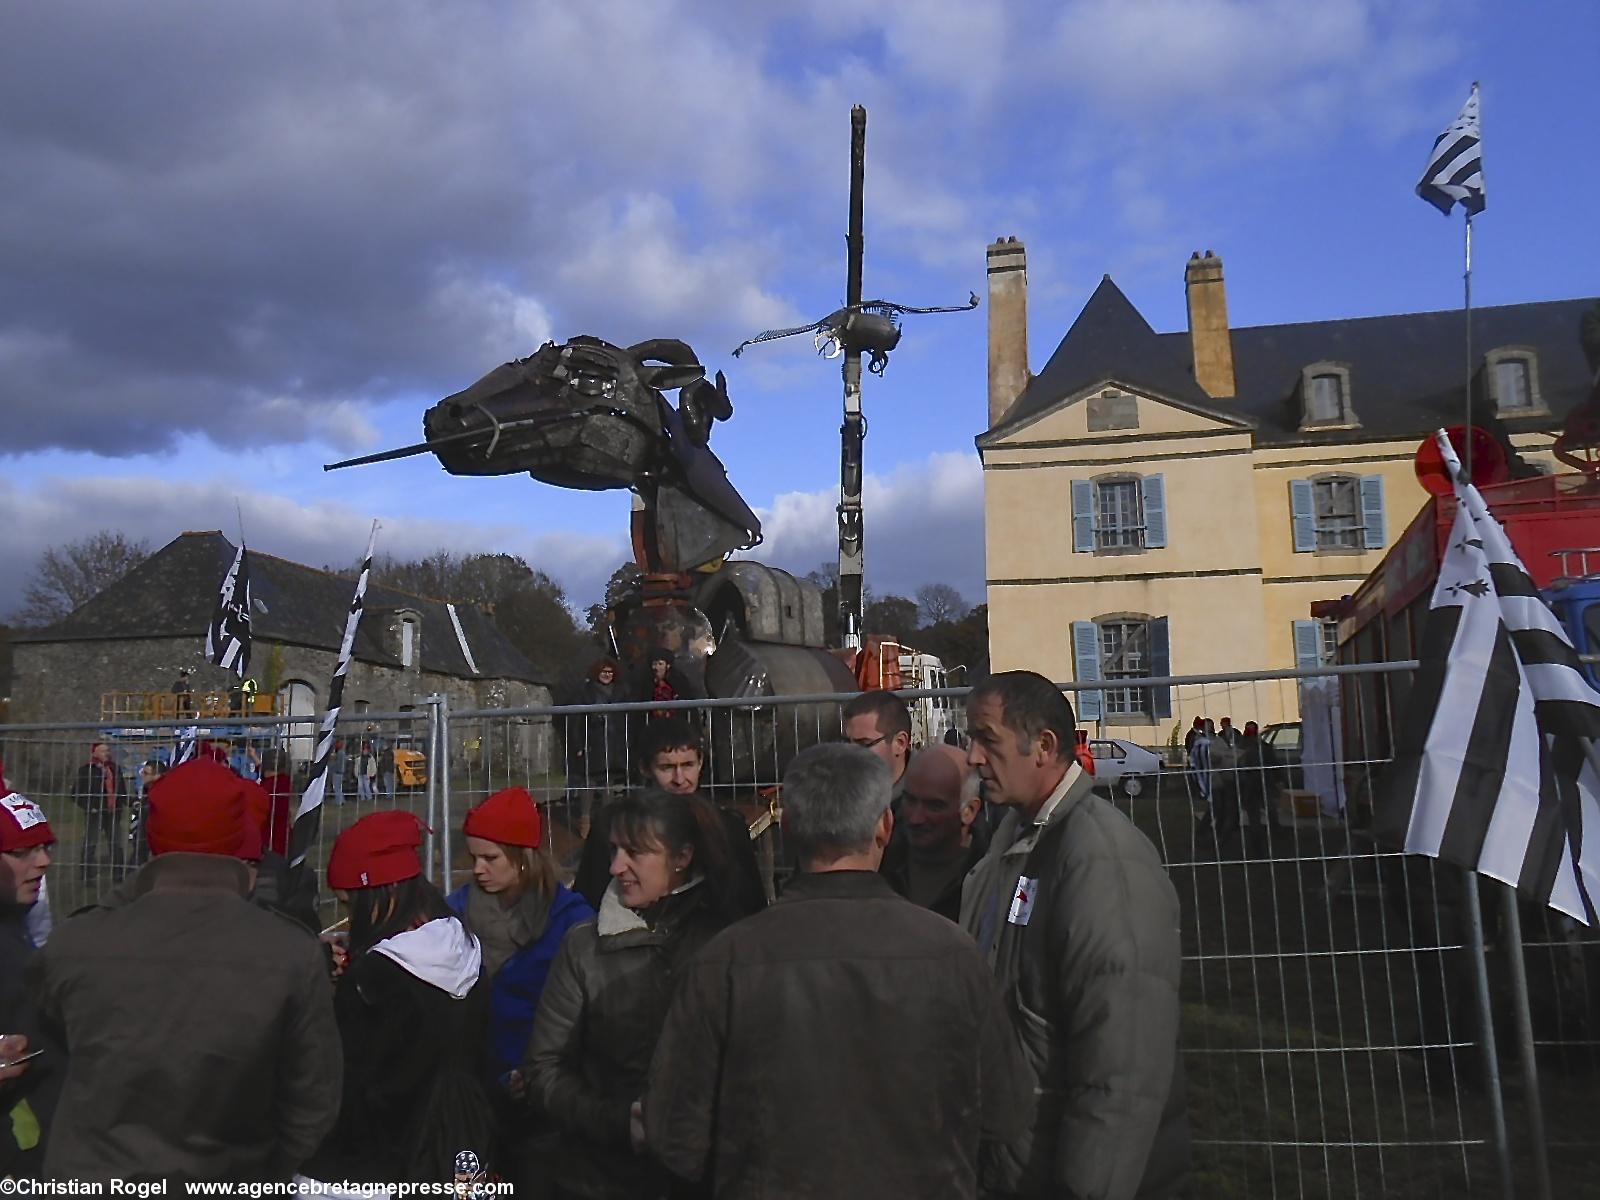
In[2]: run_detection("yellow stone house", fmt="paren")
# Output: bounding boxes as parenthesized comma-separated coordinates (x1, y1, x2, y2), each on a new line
(979, 236, 1595, 740)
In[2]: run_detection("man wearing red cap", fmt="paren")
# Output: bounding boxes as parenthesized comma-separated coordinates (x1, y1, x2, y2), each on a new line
(0, 779, 61, 1178)
(31, 758, 341, 1184)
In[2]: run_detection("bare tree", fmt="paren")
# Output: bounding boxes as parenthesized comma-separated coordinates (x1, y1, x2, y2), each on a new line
(13, 531, 152, 627)
(915, 582, 971, 627)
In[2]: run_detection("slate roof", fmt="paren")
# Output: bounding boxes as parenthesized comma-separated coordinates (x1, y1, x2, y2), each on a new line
(17, 532, 543, 683)
(985, 280, 1598, 448)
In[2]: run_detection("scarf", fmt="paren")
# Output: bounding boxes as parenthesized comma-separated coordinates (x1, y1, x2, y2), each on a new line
(89, 747, 117, 812)
(650, 678, 677, 719)
(465, 882, 553, 979)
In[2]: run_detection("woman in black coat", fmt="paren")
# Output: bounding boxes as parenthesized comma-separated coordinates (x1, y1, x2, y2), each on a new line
(526, 789, 746, 1199)
(303, 811, 497, 1188)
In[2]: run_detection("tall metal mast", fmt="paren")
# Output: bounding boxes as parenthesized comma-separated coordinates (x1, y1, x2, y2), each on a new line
(838, 104, 867, 649)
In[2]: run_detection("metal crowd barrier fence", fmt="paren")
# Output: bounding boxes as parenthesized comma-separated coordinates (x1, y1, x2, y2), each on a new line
(4, 663, 1594, 1198)
(0, 708, 437, 924)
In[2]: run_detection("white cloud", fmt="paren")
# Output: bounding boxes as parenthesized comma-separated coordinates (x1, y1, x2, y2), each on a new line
(0, 451, 986, 630)
(555, 194, 801, 343)
(741, 450, 985, 604)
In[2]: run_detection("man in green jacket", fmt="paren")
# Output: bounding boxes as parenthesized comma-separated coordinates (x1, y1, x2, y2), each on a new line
(960, 671, 1189, 1199)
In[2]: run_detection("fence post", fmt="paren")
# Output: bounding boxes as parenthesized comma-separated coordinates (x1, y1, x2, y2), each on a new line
(438, 693, 454, 893)
(423, 695, 443, 884)
(1500, 885, 1554, 1200)
(1462, 870, 1515, 1199)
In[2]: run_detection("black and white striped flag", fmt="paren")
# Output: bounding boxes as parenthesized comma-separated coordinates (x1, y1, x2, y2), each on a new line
(1417, 83, 1486, 217)
(288, 521, 379, 868)
(1377, 432, 1600, 923)
(205, 542, 253, 677)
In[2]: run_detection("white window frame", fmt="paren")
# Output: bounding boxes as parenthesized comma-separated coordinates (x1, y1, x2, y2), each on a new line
(1095, 476, 1145, 551)
(1311, 474, 1363, 553)
(1098, 618, 1152, 718)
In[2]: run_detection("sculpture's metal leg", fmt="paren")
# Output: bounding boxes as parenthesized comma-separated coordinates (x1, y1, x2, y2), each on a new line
(837, 105, 867, 650)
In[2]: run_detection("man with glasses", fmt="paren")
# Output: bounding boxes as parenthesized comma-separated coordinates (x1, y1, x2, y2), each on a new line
(841, 691, 913, 808)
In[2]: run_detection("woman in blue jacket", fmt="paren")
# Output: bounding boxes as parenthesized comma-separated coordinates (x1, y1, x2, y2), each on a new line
(448, 786, 594, 1196)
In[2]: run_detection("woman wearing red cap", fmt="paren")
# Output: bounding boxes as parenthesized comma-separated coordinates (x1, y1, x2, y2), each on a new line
(304, 811, 497, 1187)
(445, 787, 594, 1193)
(525, 788, 742, 1199)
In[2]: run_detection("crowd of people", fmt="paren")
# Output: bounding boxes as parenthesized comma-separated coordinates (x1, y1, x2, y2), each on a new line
(0, 670, 1188, 1198)
(1183, 714, 1290, 850)
(560, 651, 697, 837)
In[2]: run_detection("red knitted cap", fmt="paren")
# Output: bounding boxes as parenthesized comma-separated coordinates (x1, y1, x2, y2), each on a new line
(0, 788, 55, 853)
(145, 759, 263, 861)
(463, 787, 542, 849)
(327, 810, 427, 890)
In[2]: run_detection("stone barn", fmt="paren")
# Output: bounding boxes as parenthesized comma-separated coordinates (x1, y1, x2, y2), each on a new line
(10, 533, 554, 758)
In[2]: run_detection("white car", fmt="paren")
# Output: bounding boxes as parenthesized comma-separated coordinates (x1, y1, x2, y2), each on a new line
(1086, 738, 1164, 797)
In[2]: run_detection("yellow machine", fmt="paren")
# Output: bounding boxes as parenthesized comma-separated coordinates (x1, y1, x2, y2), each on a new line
(394, 747, 429, 788)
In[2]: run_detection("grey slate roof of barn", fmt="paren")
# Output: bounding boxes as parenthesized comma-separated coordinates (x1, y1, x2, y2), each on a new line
(985, 281, 1598, 447)
(17, 532, 543, 683)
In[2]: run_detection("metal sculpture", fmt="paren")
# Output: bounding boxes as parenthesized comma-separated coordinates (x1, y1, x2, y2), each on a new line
(731, 292, 978, 376)
(325, 336, 761, 573)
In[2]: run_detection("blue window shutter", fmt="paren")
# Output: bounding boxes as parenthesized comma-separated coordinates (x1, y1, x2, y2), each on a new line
(1071, 620, 1103, 722)
(1142, 474, 1167, 548)
(1290, 479, 1316, 553)
(1293, 620, 1323, 672)
(1071, 480, 1095, 553)
(1149, 616, 1172, 718)
(1361, 475, 1387, 549)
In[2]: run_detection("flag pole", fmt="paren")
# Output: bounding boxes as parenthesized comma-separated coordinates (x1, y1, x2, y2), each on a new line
(1463, 210, 1474, 480)
(289, 519, 380, 870)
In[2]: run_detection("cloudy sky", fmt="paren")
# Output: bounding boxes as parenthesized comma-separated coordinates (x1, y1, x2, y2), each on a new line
(3, 0, 1596, 618)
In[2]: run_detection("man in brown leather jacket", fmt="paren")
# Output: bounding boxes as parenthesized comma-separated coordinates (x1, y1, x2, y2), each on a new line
(646, 743, 1030, 1198)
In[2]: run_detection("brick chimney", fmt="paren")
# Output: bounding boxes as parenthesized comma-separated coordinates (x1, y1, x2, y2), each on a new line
(1184, 250, 1236, 399)
(987, 236, 1030, 428)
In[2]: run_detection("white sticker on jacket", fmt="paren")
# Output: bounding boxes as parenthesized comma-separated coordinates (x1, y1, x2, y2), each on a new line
(1008, 877, 1038, 925)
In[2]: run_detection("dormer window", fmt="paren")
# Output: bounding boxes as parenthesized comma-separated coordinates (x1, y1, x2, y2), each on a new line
(1299, 362, 1357, 429)
(1485, 346, 1544, 415)
(1309, 374, 1343, 421)
(391, 608, 422, 670)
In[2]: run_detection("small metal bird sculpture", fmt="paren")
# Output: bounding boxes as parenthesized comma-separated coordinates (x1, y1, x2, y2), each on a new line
(732, 292, 979, 375)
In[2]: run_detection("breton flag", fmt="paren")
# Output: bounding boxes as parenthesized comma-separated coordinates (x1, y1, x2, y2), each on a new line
(1417, 83, 1486, 216)
(288, 521, 378, 869)
(1377, 432, 1600, 923)
(205, 542, 253, 677)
